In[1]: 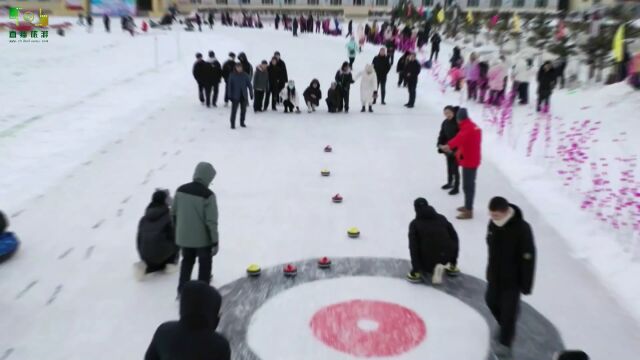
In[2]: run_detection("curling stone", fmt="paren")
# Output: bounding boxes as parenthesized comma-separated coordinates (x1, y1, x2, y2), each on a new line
(283, 264, 298, 277)
(318, 257, 332, 269)
(347, 227, 360, 238)
(324, 145, 332, 153)
(321, 168, 330, 177)
(332, 194, 343, 203)
(246, 264, 261, 277)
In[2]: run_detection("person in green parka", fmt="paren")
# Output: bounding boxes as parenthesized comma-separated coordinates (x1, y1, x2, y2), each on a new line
(173, 162, 219, 296)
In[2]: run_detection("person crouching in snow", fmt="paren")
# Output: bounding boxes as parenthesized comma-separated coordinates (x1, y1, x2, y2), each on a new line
(135, 189, 179, 280)
(326, 82, 340, 113)
(355, 64, 378, 113)
(280, 81, 301, 113)
(303, 79, 322, 113)
(407, 198, 460, 285)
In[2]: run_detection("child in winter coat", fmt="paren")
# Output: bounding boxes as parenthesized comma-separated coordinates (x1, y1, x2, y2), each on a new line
(488, 58, 508, 106)
(356, 64, 378, 112)
(280, 81, 301, 113)
(303, 79, 322, 113)
(135, 189, 179, 279)
(463, 53, 480, 100)
(448, 62, 464, 91)
(326, 82, 340, 113)
(347, 37, 358, 68)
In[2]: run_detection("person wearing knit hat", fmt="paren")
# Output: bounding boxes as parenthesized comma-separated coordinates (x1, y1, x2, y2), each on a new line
(439, 107, 482, 219)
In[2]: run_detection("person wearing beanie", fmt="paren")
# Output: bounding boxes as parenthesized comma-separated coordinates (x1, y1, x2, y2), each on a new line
(485, 196, 536, 358)
(135, 189, 179, 280)
(403, 52, 421, 108)
(173, 163, 220, 296)
(222, 52, 237, 107)
(554, 351, 589, 360)
(439, 108, 482, 219)
(145, 281, 230, 359)
(280, 81, 300, 113)
(335, 62, 354, 112)
(252, 60, 270, 113)
(207, 51, 222, 107)
(437, 106, 460, 195)
(407, 198, 460, 284)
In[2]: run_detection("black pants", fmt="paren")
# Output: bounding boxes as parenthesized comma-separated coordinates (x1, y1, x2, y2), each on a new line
(264, 87, 279, 110)
(429, 48, 439, 61)
(407, 80, 417, 106)
(485, 286, 521, 347)
(178, 246, 212, 293)
(326, 99, 337, 112)
(230, 99, 247, 127)
(376, 78, 386, 103)
(210, 83, 219, 106)
(283, 100, 296, 112)
(254, 90, 265, 111)
(445, 154, 460, 190)
(397, 73, 405, 87)
(223, 80, 229, 104)
(349, 57, 355, 68)
(145, 252, 179, 274)
(338, 88, 350, 111)
(537, 90, 551, 111)
(462, 167, 477, 210)
(198, 82, 212, 106)
(517, 82, 529, 104)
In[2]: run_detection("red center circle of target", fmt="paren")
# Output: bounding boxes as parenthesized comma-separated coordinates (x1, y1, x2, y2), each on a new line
(309, 300, 427, 357)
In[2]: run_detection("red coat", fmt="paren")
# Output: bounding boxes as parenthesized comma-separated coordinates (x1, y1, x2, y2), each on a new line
(447, 118, 481, 169)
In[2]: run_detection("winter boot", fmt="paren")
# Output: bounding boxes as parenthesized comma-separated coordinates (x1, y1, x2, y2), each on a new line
(432, 264, 446, 285)
(361, 106, 366, 112)
(456, 206, 467, 212)
(445, 263, 460, 277)
(441, 183, 453, 190)
(448, 188, 459, 195)
(456, 209, 473, 220)
(368, 105, 373, 113)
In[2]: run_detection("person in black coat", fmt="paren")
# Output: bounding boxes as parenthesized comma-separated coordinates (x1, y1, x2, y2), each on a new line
(195, 13, 202, 32)
(303, 79, 322, 112)
(326, 82, 340, 113)
(193, 53, 215, 107)
(438, 106, 460, 195)
(372, 48, 391, 105)
(396, 52, 409, 87)
(103, 14, 110, 33)
(407, 198, 459, 282)
(450, 46, 462, 69)
(207, 11, 214, 29)
(136, 190, 179, 277)
(238, 52, 253, 77)
(335, 62, 354, 112)
(346, 19, 353, 37)
(207, 51, 222, 107)
(403, 53, 421, 108)
(274, 51, 289, 93)
(275, 14, 280, 30)
(537, 61, 556, 112)
(145, 281, 230, 360)
(485, 197, 536, 356)
(265, 57, 283, 111)
(430, 32, 441, 62)
(292, 18, 298, 37)
(222, 52, 236, 106)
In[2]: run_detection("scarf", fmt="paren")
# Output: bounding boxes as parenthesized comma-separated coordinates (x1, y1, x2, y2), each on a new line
(492, 207, 515, 228)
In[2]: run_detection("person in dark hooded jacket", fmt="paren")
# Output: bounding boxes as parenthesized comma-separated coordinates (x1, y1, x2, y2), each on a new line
(145, 281, 230, 360)
(222, 52, 236, 107)
(136, 190, 179, 278)
(335, 62, 354, 112)
(407, 198, 459, 284)
(396, 52, 409, 87)
(303, 79, 322, 113)
(437, 106, 460, 195)
(265, 57, 283, 111)
(238, 52, 253, 77)
(430, 32, 441, 62)
(537, 61, 556, 112)
(485, 196, 536, 357)
(326, 81, 340, 113)
(450, 46, 462, 69)
(193, 53, 214, 107)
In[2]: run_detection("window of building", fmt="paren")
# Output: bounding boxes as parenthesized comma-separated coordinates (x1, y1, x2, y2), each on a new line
(216, 0, 227, 4)
(190, 0, 202, 4)
(375, 0, 388, 5)
(535, 0, 548, 7)
(284, 0, 295, 4)
(466, 0, 479, 7)
(422, 0, 433, 6)
(262, 0, 273, 4)
(308, 0, 319, 4)
(513, 0, 525, 7)
(330, 0, 342, 5)
(240, 0, 250, 4)
(353, 0, 365, 5)
(490, 0, 502, 7)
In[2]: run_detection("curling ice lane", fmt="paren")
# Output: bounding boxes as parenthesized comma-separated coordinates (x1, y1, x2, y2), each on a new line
(0, 23, 639, 360)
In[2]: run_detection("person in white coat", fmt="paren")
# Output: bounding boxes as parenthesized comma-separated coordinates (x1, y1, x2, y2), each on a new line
(512, 58, 535, 105)
(355, 64, 378, 113)
(280, 81, 301, 113)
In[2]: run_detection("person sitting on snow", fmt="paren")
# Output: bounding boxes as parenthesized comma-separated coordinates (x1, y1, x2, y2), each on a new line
(303, 79, 322, 113)
(135, 190, 179, 280)
(280, 81, 301, 113)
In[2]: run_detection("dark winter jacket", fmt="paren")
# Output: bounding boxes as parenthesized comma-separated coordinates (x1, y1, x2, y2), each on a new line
(193, 60, 213, 85)
(145, 281, 231, 360)
(303, 80, 322, 105)
(409, 198, 459, 273)
(253, 67, 269, 91)
(238, 55, 253, 77)
(268, 63, 284, 91)
(275, 59, 289, 87)
(226, 71, 254, 102)
(431, 33, 441, 51)
(137, 205, 178, 264)
(326, 87, 340, 106)
(396, 53, 408, 74)
(208, 59, 222, 84)
(172, 163, 219, 249)
(403, 60, 421, 84)
(486, 204, 536, 294)
(222, 59, 235, 82)
(0, 210, 7, 235)
(335, 70, 354, 91)
(437, 117, 460, 150)
(450, 47, 462, 68)
(537, 65, 556, 95)
(372, 55, 391, 81)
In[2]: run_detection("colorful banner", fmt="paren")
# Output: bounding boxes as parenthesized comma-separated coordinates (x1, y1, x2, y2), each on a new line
(613, 24, 625, 63)
(466, 11, 473, 24)
(90, 0, 136, 16)
(436, 9, 444, 24)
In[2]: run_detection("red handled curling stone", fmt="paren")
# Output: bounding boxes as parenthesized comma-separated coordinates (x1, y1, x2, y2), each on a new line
(324, 145, 332, 153)
(283, 264, 298, 277)
(332, 194, 343, 203)
(318, 257, 332, 269)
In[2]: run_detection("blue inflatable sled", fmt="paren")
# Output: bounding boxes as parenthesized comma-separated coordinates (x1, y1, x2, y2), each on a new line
(0, 232, 19, 263)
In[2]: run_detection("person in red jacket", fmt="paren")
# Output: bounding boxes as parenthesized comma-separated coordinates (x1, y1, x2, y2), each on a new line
(439, 108, 481, 219)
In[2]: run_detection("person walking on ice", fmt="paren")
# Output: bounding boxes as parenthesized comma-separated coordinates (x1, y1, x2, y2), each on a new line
(173, 162, 220, 297)
(226, 63, 254, 129)
(355, 64, 378, 113)
(485, 196, 536, 358)
(347, 36, 358, 68)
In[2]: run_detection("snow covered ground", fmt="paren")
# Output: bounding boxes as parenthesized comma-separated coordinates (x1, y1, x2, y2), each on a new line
(1, 21, 640, 359)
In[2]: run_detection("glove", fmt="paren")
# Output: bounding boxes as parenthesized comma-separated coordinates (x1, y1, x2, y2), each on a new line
(211, 244, 219, 256)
